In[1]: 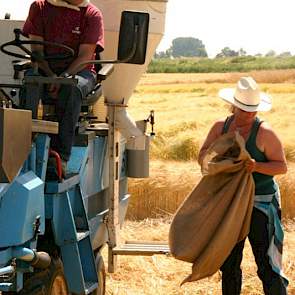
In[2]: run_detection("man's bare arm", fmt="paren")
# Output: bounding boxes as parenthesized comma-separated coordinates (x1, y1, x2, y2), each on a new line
(62, 43, 97, 76)
(29, 34, 56, 77)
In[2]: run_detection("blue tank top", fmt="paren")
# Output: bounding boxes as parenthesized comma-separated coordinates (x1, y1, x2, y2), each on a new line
(222, 116, 277, 195)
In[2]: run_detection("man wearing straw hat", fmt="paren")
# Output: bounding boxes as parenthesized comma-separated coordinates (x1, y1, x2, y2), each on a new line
(22, 0, 104, 176)
(198, 77, 288, 294)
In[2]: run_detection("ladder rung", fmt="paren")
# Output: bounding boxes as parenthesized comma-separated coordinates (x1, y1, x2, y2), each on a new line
(76, 230, 90, 241)
(113, 242, 170, 256)
(85, 281, 98, 295)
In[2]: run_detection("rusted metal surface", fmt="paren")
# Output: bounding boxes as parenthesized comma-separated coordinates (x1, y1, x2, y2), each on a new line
(0, 108, 32, 182)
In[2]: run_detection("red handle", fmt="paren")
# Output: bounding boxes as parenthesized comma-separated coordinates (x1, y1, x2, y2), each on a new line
(49, 149, 62, 180)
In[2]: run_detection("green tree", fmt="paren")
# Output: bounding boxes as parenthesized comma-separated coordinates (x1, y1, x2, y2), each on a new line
(238, 48, 247, 56)
(278, 51, 292, 58)
(154, 50, 170, 59)
(169, 37, 207, 58)
(265, 50, 276, 57)
(216, 47, 239, 58)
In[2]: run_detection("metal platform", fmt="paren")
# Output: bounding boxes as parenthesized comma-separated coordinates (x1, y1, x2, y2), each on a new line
(113, 241, 170, 256)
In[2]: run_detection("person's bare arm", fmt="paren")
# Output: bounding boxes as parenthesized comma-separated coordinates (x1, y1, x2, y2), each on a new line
(29, 36, 96, 77)
(198, 120, 224, 165)
(245, 122, 287, 175)
(29, 34, 56, 77)
(62, 43, 96, 76)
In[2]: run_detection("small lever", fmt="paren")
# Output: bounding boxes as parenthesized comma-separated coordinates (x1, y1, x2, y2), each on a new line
(145, 110, 155, 136)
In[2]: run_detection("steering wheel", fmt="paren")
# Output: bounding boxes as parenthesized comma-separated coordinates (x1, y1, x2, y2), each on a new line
(0, 29, 75, 62)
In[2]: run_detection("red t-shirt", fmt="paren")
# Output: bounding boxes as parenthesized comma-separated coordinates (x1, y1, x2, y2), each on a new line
(23, 0, 104, 73)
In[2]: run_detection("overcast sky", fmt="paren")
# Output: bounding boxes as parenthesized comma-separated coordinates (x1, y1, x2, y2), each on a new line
(1, 0, 295, 57)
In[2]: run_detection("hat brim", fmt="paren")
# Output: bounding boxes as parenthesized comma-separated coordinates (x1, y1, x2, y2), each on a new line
(218, 88, 272, 112)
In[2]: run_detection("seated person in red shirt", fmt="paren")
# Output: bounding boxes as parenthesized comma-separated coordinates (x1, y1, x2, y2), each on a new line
(22, 0, 104, 175)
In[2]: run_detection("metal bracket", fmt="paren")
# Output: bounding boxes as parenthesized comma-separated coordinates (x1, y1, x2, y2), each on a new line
(106, 103, 122, 273)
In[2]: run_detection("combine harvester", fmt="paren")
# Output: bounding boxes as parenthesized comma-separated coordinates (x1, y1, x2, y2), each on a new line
(0, 0, 168, 294)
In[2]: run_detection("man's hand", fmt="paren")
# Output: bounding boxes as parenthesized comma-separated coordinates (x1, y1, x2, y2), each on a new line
(245, 158, 256, 173)
(47, 74, 60, 99)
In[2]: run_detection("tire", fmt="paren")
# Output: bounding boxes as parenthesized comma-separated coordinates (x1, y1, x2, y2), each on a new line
(44, 258, 68, 295)
(6, 257, 69, 295)
(91, 254, 106, 295)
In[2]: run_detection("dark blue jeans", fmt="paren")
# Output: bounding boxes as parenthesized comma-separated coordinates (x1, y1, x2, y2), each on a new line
(22, 69, 96, 161)
(220, 208, 287, 295)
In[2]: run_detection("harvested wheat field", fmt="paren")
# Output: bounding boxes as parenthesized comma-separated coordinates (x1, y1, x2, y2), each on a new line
(127, 71, 295, 219)
(103, 218, 295, 295)
(104, 71, 295, 294)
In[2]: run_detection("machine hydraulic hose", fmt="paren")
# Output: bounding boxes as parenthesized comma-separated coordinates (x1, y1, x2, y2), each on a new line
(12, 247, 51, 269)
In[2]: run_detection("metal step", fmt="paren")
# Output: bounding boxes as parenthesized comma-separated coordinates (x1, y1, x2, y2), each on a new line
(112, 241, 170, 256)
(0, 282, 13, 292)
(85, 281, 98, 295)
(76, 230, 90, 241)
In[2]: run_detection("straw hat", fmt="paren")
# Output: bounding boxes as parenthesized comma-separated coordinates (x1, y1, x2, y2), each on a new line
(218, 76, 271, 112)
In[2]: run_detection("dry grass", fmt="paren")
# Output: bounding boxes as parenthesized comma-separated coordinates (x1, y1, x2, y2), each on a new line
(130, 77, 295, 161)
(127, 161, 295, 220)
(126, 161, 199, 220)
(103, 218, 295, 295)
(126, 71, 295, 219)
(138, 70, 295, 85)
(129, 83, 295, 163)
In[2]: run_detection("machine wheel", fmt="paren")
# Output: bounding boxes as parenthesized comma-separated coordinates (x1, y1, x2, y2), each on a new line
(91, 254, 106, 295)
(9, 257, 69, 295)
(45, 258, 68, 295)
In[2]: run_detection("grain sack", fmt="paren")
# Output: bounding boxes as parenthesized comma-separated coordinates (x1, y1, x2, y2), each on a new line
(169, 132, 254, 284)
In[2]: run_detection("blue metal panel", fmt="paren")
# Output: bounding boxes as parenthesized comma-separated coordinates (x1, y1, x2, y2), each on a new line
(93, 137, 108, 192)
(22, 143, 36, 174)
(52, 191, 77, 245)
(80, 136, 107, 197)
(89, 210, 108, 250)
(78, 237, 98, 283)
(0, 171, 44, 247)
(29, 145, 37, 173)
(0, 248, 12, 268)
(67, 146, 89, 175)
(44, 193, 54, 219)
(68, 187, 89, 230)
(60, 243, 85, 293)
(35, 134, 50, 181)
(45, 174, 80, 194)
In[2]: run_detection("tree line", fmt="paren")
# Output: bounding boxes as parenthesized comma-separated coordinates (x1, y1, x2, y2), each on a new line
(155, 37, 292, 59)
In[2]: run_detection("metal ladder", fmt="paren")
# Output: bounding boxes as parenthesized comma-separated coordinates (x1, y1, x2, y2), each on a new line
(46, 176, 98, 294)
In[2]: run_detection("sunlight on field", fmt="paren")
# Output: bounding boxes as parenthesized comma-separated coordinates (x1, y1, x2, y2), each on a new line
(129, 73, 295, 163)
(103, 219, 295, 295)
(126, 71, 295, 218)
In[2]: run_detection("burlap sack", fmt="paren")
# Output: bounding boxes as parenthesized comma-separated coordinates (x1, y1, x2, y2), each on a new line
(169, 132, 254, 284)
